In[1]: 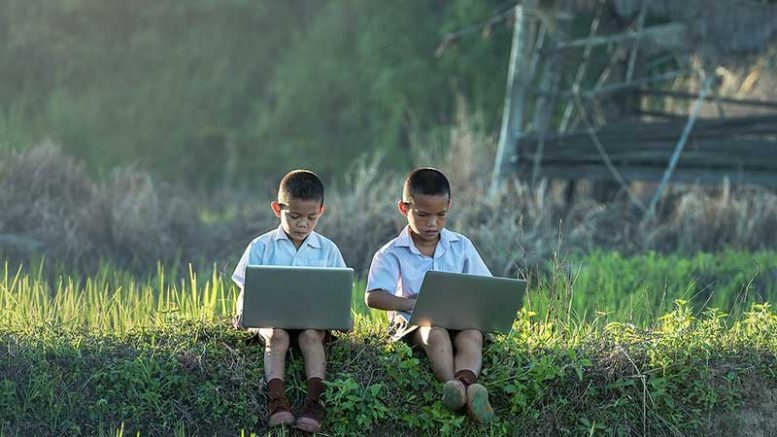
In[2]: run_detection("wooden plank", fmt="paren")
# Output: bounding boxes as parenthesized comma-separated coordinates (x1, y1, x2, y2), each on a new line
(522, 149, 777, 167)
(511, 115, 777, 187)
(514, 164, 777, 186)
(552, 23, 687, 51)
(644, 90, 777, 109)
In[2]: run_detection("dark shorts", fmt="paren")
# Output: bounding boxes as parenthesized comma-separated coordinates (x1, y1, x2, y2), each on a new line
(234, 314, 333, 348)
(260, 328, 333, 349)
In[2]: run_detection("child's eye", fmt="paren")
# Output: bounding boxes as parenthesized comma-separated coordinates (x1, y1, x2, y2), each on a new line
(289, 214, 301, 219)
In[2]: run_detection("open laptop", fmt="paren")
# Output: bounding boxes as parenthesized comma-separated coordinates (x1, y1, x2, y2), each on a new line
(242, 265, 354, 330)
(407, 271, 526, 333)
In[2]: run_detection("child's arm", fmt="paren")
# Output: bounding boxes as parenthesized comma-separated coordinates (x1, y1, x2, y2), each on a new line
(365, 247, 414, 312)
(365, 289, 415, 312)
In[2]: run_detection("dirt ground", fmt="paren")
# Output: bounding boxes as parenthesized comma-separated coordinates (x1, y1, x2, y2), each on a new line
(707, 376, 777, 437)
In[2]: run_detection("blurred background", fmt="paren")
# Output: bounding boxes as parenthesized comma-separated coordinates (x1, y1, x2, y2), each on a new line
(1, 0, 776, 285)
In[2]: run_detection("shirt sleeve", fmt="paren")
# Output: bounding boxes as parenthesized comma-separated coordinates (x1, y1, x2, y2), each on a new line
(463, 239, 492, 277)
(231, 240, 263, 288)
(366, 247, 400, 294)
(328, 245, 347, 268)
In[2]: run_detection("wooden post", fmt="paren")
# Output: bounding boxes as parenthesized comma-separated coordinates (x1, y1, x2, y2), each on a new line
(645, 74, 714, 220)
(490, 2, 535, 196)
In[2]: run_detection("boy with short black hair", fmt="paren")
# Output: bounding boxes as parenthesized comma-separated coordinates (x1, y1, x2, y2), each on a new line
(364, 167, 496, 423)
(232, 169, 346, 432)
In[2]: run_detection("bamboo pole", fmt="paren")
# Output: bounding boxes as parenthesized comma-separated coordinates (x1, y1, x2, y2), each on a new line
(645, 74, 715, 220)
(491, 2, 536, 196)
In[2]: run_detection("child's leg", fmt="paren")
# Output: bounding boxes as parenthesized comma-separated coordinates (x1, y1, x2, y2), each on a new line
(297, 329, 326, 380)
(296, 329, 328, 433)
(452, 329, 494, 423)
(452, 329, 483, 378)
(258, 328, 294, 427)
(259, 328, 290, 381)
(414, 327, 467, 411)
(414, 326, 455, 381)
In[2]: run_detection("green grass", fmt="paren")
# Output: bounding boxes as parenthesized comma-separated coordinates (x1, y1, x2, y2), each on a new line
(1, 251, 777, 436)
(4, 250, 774, 333)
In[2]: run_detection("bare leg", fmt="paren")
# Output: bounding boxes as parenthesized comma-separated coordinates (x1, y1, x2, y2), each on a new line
(296, 329, 328, 433)
(259, 328, 294, 427)
(297, 329, 327, 380)
(259, 328, 289, 381)
(452, 329, 483, 376)
(414, 326, 455, 382)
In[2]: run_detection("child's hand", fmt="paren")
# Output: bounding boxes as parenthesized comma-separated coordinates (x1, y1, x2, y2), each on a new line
(403, 297, 417, 312)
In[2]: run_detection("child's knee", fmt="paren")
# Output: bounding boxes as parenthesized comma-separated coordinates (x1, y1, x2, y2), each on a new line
(422, 327, 450, 346)
(263, 328, 291, 350)
(457, 329, 483, 347)
(298, 329, 325, 347)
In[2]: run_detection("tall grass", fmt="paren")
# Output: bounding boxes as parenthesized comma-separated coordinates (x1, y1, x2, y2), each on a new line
(2, 250, 775, 333)
(0, 263, 234, 332)
(4, 140, 777, 279)
(2, 253, 777, 436)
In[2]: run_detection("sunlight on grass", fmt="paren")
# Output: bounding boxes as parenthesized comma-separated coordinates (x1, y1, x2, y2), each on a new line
(0, 262, 385, 333)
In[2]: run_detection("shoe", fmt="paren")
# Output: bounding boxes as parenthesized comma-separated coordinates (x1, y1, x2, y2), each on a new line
(296, 397, 325, 433)
(466, 383, 495, 424)
(267, 395, 294, 427)
(441, 380, 467, 410)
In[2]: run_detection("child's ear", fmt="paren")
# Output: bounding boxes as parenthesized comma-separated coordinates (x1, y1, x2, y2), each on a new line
(270, 201, 282, 218)
(319, 204, 327, 216)
(397, 200, 409, 216)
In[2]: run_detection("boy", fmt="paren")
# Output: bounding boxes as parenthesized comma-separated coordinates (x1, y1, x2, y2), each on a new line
(232, 170, 346, 432)
(365, 167, 496, 424)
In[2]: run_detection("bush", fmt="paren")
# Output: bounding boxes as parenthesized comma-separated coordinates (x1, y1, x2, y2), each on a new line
(2, 141, 777, 277)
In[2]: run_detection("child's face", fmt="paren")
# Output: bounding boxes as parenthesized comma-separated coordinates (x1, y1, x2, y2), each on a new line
(398, 193, 450, 243)
(271, 198, 325, 246)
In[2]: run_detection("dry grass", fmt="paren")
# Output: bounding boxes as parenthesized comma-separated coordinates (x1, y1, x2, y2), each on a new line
(1, 132, 776, 276)
(0, 142, 199, 269)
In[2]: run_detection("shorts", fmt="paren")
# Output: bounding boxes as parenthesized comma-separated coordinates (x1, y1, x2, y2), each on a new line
(389, 319, 491, 349)
(233, 314, 333, 348)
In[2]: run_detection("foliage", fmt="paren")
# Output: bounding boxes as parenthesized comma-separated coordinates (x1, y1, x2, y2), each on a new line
(0, 0, 511, 187)
(1, 258, 777, 435)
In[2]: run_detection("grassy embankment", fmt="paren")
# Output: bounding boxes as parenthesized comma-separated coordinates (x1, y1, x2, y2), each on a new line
(1, 251, 777, 436)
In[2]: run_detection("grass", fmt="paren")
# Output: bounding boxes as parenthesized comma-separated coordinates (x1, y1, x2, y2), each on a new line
(1, 252, 777, 436)
(4, 250, 775, 333)
(5, 143, 777, 280)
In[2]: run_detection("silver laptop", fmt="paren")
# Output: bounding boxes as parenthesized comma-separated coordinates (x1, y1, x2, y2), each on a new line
(242, 265, 354, 330)
(407, 271, 526, 332)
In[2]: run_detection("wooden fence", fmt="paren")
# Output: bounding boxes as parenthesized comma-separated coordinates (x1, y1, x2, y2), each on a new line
(513, 114, 777, 186)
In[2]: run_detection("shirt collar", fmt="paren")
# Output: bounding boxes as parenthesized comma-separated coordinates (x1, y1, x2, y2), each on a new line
(272, 225, 322, 249)
(395, 225, 458, 257)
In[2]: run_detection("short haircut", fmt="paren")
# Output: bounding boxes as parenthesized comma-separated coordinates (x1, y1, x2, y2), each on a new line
(402, 167, 451, 202)
(278, 170, 324, 205)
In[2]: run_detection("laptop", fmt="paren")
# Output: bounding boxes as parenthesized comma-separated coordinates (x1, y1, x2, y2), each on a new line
(242, 265, 354, 330)
(407, 271, 526, 333)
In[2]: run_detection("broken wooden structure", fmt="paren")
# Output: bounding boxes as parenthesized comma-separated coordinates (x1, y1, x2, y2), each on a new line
(484, 0, 777, 202)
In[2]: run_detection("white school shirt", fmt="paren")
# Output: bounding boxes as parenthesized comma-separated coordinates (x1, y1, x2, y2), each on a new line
(231, 225, 346, 289)
(365, 225, 492, 321)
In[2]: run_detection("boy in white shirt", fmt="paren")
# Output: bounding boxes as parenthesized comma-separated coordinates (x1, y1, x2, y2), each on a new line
(232, 170, 346, 432)
(365, 168, 495, 424)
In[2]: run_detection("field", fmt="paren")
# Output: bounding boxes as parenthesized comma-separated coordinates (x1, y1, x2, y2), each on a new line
(2, 251, 777, 436)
